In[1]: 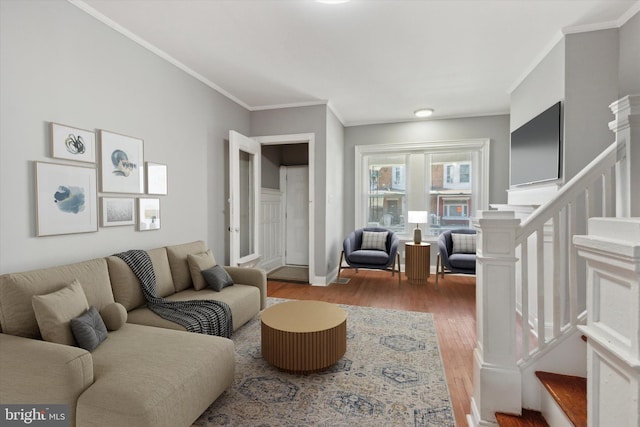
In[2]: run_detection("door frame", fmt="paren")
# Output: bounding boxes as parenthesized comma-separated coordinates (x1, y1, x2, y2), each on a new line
(254, 133, 315, 284)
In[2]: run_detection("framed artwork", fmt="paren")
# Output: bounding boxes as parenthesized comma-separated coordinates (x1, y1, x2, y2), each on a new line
(99, 130, 144, 194)
(51, 122, 96, 163)
(138, 198, 160, 231)
(101, 197, 135, 227)
(35, 161, 98, 236)
(146, 162, 168, 195)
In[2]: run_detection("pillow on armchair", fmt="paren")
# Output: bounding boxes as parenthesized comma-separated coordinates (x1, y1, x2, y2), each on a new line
(361, 231, 388, 251)
(451, 233, 476, 254)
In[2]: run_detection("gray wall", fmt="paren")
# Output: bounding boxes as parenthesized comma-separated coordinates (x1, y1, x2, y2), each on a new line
(261, 144, 309, 190)
(0, 1, 250, 273)
(564, 29, 619, 180)
(261, 146, 283, 190)
(619, 12, 640, 97)
(510, 28, 623, 185)
(510, 40, 565, 132)
(343, 115, 510, 233)
(325, 109, 345, 276)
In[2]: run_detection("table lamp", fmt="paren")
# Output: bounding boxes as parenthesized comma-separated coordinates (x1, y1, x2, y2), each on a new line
(407, 211, 429, 244)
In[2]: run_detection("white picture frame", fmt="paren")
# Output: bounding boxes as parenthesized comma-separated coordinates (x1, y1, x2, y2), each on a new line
(146, 162, 168, 195)
(138, 197, 160, 231)
(51, 122, 96, 163)
(101, 197, 135, 227)
(35, 161, 98, 236)
(99, 130, 144, 194)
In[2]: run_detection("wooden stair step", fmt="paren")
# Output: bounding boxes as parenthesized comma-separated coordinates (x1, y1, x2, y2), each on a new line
(496, 409, 549, 427)
(535, 371, 587, 427)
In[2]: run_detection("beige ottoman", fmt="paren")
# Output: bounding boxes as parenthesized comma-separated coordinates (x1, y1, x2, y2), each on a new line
(261, 300, 347, 373)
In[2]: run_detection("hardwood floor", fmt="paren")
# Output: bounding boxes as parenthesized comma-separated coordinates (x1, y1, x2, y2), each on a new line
(267, 269, 476, 427)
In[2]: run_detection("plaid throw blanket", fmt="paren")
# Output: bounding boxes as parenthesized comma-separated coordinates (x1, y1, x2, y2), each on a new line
(114, 249, 233, 338)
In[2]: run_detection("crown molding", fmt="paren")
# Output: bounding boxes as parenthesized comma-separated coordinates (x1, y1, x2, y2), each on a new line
(508, 1, 639, 95)
(67, 0, 251, 111)
(251, 100, 328, 111)
(507, 30, 564, 95)
(617, 1, 640, 26)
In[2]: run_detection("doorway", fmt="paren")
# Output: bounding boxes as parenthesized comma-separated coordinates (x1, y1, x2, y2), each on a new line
(255, 133, 315, 284)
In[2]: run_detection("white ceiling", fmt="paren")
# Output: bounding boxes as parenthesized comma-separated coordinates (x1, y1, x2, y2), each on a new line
(76, 0, 638, 126)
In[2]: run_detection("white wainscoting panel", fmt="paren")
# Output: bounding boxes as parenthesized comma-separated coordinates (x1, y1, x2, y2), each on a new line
(259, 189, 284, 272)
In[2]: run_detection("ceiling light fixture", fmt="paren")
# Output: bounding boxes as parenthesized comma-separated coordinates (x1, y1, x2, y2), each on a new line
(316, 0, 350, 4)
(414, 108, 434, 118)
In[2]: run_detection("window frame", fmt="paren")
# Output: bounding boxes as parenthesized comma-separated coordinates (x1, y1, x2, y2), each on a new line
(354, 138, 490, 239)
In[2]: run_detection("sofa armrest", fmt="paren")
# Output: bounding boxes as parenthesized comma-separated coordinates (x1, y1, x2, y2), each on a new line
(0, 333, 93, 411)
(224, 267, 267, 310)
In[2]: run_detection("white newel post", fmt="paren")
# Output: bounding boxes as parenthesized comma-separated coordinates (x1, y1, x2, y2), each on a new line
(468, 211, 522, 427)
(610, 94, 640, 217)
(574, 218, 640, 427)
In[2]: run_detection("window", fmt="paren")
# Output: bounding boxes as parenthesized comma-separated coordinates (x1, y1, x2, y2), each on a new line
(460, 164, 470, 183)
(445, 165, 454, 184)
(355, 139, 490, 238)
(366, 155, 406, 230)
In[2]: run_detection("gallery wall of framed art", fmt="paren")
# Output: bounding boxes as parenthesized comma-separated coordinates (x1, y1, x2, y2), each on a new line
(34, 122, 169, 236)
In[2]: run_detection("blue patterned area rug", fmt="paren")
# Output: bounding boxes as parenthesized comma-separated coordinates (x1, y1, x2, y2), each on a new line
(194, 298, 456, 427)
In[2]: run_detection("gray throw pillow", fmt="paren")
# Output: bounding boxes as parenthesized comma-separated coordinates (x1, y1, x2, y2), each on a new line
(202, 265, 234, 292)
(70, 306, 108, 351)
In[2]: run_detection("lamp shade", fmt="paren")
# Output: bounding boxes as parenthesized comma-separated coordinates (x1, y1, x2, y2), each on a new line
(407, 211, 429, 224)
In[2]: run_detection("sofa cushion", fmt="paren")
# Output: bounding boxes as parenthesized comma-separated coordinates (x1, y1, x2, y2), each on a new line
(448, 253, 476, 270)
(76, 323, 235, 427)
(70, 306, 108, 351)
(166, 241, 208, 292)
(100, 302, 127, 331)
(0, 258, 114, 339)
(127, 284, 260, 332)
(0, 333, 93, 427)
(348, 249, 390, 265)
(187, 250, 216, 291)
(32, 279, 90, 346)
(107, 247, 174, 311)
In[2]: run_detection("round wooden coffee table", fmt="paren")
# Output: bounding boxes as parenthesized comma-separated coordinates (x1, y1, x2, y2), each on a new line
(261, 300, 347, 373)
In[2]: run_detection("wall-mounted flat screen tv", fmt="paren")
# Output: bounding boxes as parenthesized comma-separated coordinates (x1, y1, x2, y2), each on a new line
(510, 101, 562, 186)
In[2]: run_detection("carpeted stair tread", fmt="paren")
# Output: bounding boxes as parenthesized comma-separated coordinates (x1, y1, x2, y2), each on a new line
(496, 409, 549, 427)
(535, 371, 587, 427)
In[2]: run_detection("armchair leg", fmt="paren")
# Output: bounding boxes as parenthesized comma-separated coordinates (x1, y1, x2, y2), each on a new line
(338, 251, 344, 280)
(436, 253, 440, 287)
(397, 253, 401, 285)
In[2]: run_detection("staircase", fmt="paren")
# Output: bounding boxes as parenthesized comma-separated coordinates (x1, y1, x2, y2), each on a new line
(497, 372, 587, 427)
(467, 94, 640, 427)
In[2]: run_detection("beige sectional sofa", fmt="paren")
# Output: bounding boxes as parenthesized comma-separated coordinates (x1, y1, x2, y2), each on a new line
(0, 240, 266, 427)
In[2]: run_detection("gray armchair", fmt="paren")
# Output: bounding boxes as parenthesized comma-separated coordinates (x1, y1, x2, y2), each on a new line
(337, 227, 401, 284)
(436, 228, 477, 285)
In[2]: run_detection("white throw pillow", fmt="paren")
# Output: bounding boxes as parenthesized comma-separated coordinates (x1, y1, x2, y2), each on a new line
(361, 231, 388, 251)
(451, 233, 476, 254)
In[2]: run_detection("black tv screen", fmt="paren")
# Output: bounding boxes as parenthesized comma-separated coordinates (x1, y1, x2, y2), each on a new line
(510, 101, 562, 186)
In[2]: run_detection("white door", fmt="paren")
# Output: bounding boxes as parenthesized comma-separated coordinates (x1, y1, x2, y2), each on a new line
(229, 130, 261, 267)
(284, 166, 309, 266)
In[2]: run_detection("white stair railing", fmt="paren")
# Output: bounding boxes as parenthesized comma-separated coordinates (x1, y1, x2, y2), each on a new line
(467, 94, 637, 427)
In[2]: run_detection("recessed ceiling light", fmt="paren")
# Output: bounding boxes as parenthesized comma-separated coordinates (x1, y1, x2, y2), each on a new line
(316, 0, 350, 4)
(414, 108, 434, 118)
